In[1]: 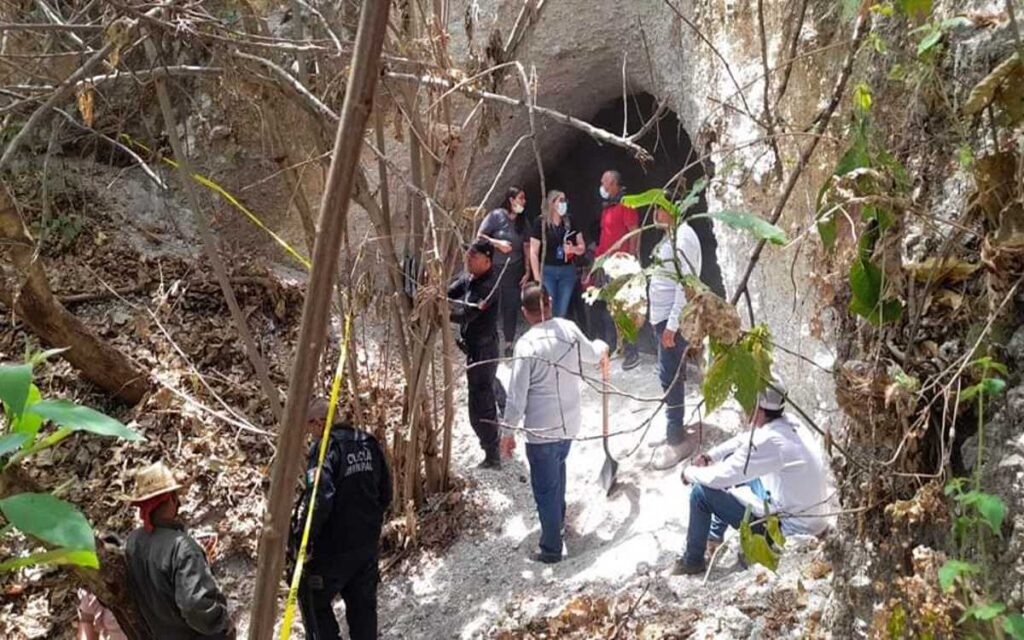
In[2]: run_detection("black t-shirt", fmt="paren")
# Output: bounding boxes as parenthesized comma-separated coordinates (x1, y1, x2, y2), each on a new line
(447, 268, 499, 346)
(531, 217, 576, 266)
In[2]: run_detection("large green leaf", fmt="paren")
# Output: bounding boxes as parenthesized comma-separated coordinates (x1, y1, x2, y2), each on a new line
(766, 514, 787, 549)
(938, 559, 979, 592)
(705, 211, 787, 245)
(622, 189, 678, 217)
(0, 547, 98, 573)
(1004, 614, 1024, 639)
(0, 364, 33, 418)
(702, 351, 734, 414)
(960, 377, 1007, 402)
(0, 433, 29, 458)
(740, 508, 779, 572)
(848, 259, 903, 325)
(731, 347, 761, 415)
(26, 400, 140, 441)
(0, 493, 96, 551)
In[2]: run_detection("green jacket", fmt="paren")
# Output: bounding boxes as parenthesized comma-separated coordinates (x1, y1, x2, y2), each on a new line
(125, 523, 231, 639)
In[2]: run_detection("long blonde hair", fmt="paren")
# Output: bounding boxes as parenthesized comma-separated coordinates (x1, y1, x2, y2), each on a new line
(544, 190, 566, 225)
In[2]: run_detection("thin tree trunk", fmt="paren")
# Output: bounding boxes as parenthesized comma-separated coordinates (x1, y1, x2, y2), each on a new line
(0, 186, 149, 404)
(247, 1, 392, 637)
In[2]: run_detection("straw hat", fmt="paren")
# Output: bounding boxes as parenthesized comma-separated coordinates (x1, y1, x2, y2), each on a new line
(126, 462, 182, 503)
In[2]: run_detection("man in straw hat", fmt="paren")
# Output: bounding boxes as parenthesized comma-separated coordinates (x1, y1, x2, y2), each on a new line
(673, 373, 831, 575)
(124, 461, 235, 639)
(291, 396, 392, 640)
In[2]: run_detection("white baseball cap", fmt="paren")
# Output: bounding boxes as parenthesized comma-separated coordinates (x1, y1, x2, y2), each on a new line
(757, 370, 787, 411)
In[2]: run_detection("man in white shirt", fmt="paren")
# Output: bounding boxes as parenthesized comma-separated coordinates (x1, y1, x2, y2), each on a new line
(649, 207, 702, 468)
(500, 283, 609, 563)
(674, 377, 830, 575)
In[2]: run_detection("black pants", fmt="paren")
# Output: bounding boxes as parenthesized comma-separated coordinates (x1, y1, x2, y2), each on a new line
(467, 340, 500, 454)
(298, 549, 379, 640)
(495, 261, 525, 352)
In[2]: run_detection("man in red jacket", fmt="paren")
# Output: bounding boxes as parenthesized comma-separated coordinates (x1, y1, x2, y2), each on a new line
(593, 170, 641, 370)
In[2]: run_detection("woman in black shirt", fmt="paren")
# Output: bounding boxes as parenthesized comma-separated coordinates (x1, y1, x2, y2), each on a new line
(477, 186, 530, 355)
(529, 190, 585, 318)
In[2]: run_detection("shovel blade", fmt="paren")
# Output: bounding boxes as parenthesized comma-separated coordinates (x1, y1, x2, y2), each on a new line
(598, 457, 618, 495)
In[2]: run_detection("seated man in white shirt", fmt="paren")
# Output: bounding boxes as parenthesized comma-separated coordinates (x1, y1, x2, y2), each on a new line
(500, 283, 609, 563)
(674, 376, 830, 575)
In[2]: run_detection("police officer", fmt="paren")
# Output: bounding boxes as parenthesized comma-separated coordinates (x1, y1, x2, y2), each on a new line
(292, 398, 392, 640)
(448, 239, 503, 469)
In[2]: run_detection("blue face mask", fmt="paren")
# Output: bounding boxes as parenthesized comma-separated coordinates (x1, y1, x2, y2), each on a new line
(556, 201, 568, 216)
(599, 186, 610, 200)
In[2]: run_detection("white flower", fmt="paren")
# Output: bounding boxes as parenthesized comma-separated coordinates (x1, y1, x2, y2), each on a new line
(582, 286, 601, 306)
(602, 253, 642, 280)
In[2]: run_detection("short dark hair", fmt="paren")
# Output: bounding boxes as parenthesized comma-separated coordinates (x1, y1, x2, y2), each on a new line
(764, 407, 784, 421)
(521, 282, 551, 314)
(307, 396, 331, 422)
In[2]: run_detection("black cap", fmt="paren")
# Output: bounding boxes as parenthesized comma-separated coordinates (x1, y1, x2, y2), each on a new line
(467, 238, 494, 259)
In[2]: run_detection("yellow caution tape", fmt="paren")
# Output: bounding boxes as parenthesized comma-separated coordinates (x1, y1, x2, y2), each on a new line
(279, 313, 353, 640)
(120, 134, 312, 270)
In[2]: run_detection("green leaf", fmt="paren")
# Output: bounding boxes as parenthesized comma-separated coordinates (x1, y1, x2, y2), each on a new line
(849, 259, 881, 308)
(969, 357, 1009, 376)
(917, 25, 943, 56)
(0, 433, 29, 458)
(817, 216, 837, 252)
(26, 400, 141, 441)
(0, 547, 98, 573)
(612, 309, 640, 343)
(961, 602, 1006, 623)
(26, 347, 68, 367)
(702, 351, 733, 414)
(11, 385, 43, 444)
(0, 493, 96, 551)
(938, 559, 979, 592)
(968, 492, 1006, 534)
(960, 378, 1007, 402)
(0, 364, 33, 418)
(1004, 614, 1024, 639)
(677, 178, 707, 215)
(766, 514, 787, 549)
(853, 82, 873, 115)
(621, 189, 678, 217)
(731, 347, 761, 414)
(705, 210, 787, 245)
(740, 508, 779, 572)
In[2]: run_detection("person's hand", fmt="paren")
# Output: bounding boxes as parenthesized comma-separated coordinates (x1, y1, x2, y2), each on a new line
(692, 453, 711, 467)
(519, 272, 530, 287)
(493, 239, 512, 254)
(680, 465, 691, 485)
(660, 328, 676, 349)
(500, 435, 516, 459)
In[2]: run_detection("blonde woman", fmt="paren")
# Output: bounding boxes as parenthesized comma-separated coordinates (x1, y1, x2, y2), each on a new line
(529, 190, 585, 317)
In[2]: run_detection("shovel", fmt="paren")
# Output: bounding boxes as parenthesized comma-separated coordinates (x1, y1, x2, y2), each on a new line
(598, 358, 618, 495)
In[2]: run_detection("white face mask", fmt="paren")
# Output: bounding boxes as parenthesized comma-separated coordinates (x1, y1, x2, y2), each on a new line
(556, 201, 568, 216)
(511, 201, 525, 215)
(599, 185, 610, 200)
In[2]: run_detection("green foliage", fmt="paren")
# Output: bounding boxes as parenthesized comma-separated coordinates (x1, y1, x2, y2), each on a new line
(938, 559, 980, 592)
(911, 17, 971, 58)
(706, 211, 787, 245)
(622, 188, 678, 217)
(895, 0, 931, 21)
(701, 325, 773, 415)
(887, 601, 908, 638)
(0, 354, 142, 574)
(739, 507, 782, 572)
(1004, 614, 1024, 639)
(848, 257, 904, 325)
(960, 602, 1006, 624)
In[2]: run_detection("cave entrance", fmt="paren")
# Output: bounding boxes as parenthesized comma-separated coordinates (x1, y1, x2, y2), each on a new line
(519, 92, 723, 350)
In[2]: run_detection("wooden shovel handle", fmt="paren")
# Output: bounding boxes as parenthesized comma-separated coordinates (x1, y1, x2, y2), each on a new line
(601, 358, 610, 438)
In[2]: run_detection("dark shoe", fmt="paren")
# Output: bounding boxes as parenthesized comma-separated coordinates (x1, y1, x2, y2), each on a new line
(671, 557, 706, 575)
(621, 351, 641, 371)
(478, 452, 501, 469)
(531, 551, 562, 564)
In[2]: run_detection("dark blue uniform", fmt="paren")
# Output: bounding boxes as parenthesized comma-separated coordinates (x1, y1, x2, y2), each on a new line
(293, 424, 391, 640)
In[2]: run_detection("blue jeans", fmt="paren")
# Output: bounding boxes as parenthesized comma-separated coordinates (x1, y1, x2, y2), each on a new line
(683, 479, 768, 566)
(542, 265, 576, 318)
(525, 440, 572, 557)
(654, 320, 688, 443)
